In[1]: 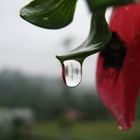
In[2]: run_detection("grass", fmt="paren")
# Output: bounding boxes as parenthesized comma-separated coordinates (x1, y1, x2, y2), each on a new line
(33, 120, 140, 140)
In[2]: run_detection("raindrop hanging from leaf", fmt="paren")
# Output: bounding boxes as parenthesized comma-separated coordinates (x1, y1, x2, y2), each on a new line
(56, 9, 111, 86)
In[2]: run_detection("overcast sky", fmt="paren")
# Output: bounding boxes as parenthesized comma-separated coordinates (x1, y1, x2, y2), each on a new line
(0, 0, 111, 87)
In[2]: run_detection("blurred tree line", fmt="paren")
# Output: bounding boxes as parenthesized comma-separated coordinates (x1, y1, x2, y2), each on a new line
(0, 69, 139, 121)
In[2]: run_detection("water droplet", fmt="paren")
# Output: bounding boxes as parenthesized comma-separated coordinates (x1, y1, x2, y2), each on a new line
(118, 126, 123, 130)
(62, 60, 82, 87)
(118, 125, 129, 131)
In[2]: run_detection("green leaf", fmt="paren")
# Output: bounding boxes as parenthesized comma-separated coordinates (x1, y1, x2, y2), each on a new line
(56, 9, 112, 63)
(20, 0, 77, 29)
(86, 0, 134, 11)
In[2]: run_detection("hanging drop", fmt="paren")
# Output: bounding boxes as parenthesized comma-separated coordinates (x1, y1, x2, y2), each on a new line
(62, 60, 82, 87)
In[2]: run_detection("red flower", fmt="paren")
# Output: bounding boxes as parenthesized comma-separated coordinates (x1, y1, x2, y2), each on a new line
(96, 3, 140, 130)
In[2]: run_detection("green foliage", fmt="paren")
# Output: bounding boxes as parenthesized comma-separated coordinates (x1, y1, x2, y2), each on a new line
(20, 0, 77, 29)
(33, 121, 140, 140)
(56, 9, 111, 63)
(20, 0, 135, 65)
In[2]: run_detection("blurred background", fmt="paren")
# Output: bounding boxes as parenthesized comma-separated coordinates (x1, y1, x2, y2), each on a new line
(0, 0, 140, 140)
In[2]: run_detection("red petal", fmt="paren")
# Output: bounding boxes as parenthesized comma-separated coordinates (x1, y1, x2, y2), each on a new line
(110, 3, 140, 47)
(123, 32, 140, 86)
(123, 84, 139, 129)
(96, 54, 128, 130)
(96, 3, 140, 130)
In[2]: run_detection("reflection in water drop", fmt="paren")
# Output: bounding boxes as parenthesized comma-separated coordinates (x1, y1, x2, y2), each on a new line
(62, 60, 82, 87)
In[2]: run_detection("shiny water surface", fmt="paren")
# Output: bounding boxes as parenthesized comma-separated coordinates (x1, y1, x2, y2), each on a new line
(62, 60, 82, 87)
